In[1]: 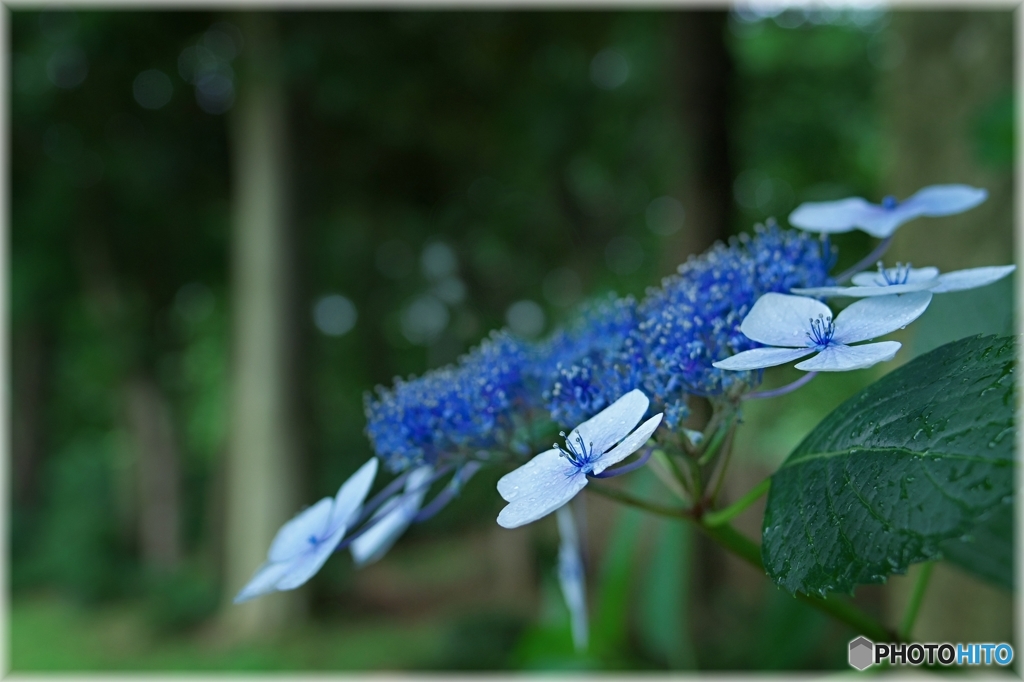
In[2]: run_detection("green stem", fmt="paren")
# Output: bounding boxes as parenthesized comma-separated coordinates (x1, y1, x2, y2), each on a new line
(586, 481, 898, 643)
(695, 521, 897, 643)
(898, 561, 935, 640)
(697, 419, 732, 466)
(586, 481, 687, 518)
(650, 450, 690, 501)
(706, 422, 738, 504)
(703, 478, 770, 527)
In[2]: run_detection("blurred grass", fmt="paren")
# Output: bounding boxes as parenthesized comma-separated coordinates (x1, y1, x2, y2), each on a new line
(11, 593, 446, 671)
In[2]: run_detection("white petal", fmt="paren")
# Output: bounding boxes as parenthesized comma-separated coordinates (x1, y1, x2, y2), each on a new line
(592, 413, 663, 474)
(274, 525, 347, 590)
(831, 291, 932, 344)
(850, 266, 939, 287)
(792, 281, 933, 297)
(350, 465, 432, 566)
(788, 197, 882, 233)
(496, 449, 588, 529)
(233, 561, 293, 604)
(712, 346, 815, 371)
(794, 341, 901, 372)
(857, 211, 911, 238)
(739, 293, 831, 347)
(902, 184, 987, 216)
(267, 497, 333, 563)
(931, 265, 1015, 293)
(568, 389, 649, 455)
(555, 506, 588, 652)
(328, 458, 378, 535)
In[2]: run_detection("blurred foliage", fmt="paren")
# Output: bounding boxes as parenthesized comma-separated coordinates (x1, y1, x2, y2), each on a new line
(10, 7, 1013, 672)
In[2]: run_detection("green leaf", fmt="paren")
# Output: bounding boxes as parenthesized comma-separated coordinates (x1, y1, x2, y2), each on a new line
(762, 334, 1015, 596)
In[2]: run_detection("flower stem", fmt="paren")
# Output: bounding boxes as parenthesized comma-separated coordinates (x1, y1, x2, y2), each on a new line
(587, 481, 898, 643)
(743, 372, 818, 400)
(696, 420, 732, 466)
(585, 481, 688, 518)
(835, 235, 893, 283)
(703, 478, 770, 527)
(898, 561, 935, 640)
(695, 521, 897, 643)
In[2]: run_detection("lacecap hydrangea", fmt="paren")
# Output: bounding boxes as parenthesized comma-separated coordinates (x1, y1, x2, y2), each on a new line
(364, 330, 532, 473)
(546, 221, 835, 430)
(538, 295, 641, 427)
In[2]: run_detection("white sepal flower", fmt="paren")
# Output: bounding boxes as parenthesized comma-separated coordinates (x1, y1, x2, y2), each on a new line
(350, 465, 433, 567)
(788, 184, 987, 238)
(712, 292, 932, 373)
(496, 389, 663, 529)
(234, 458, 378, 603)
(793, 263, 1015, 298)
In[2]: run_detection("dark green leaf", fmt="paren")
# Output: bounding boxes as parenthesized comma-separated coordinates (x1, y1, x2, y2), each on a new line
(762, 334, 1015, 595)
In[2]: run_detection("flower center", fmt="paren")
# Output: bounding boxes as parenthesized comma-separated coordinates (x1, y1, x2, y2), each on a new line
(881, 195, 899, 210)
(555, 431, 598, 475)
(806, 314, 836, 350)
(308, 535, 321, 546)
(875, 261, 912, 286)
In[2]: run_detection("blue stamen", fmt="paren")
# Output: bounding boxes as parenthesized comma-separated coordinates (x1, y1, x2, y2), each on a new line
(882, 195, 899, 210)
(878, 261, 912, 286)
(806, 314, 835, 350)
(556, 430, 598, 475)
(308, 535, 319, 545)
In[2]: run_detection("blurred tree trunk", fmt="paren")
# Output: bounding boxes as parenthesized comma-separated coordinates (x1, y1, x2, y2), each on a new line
(219, 12, 305, 638)
(76, 238, 184, 572)
(12, 323, 50, 510)
(668, 10, 735, 270)
(125, 374, 182, 570)
(881, 11, 1013, 643)
(672, 11, 744, 651)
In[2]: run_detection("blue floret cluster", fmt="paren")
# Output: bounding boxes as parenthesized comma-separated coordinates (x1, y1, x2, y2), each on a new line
(364, 330, 531, 473)
(364, 222, 835, 472)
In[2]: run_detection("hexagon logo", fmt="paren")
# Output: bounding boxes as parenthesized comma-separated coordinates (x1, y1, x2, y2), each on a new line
(849, 636, 874, 670)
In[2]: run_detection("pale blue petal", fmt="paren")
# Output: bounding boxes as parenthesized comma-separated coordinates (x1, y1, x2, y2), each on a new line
(850, 266, 939, 287)
(831, 292, 932, 344)
(793, 281, 933, 297)
(274, 525, 347, 590)
(592, 414, 663, 474)
(788, 197, 883, 234)
(496, 448, 588, 529)
(739, 293, 831, 347)
(327, 457, 378, 535)
(901, 184, 987, 216)
(233, 560, 292, 604)
(556, 505, 588, 652)
(267, 497, 333, 563)
(498, 448, 562, 501)
(712, 346, 815, 371)
(568, 389, 649, 455)
(931, 265, 1015, 293)
(350, 465, 432, 566)
(795, 342, 901, 371)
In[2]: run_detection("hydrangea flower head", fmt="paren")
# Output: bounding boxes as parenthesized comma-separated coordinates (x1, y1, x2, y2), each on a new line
(793, 263, 1015, 298)
(496, 389, 662, 529)
(712, 291, 932, 373)
(627, 221, 833, 423)
(788, 184, 987, 238)
(365, 331, 530, 473)
(539, 295, 640, 427)
(234, 458, 378, 603)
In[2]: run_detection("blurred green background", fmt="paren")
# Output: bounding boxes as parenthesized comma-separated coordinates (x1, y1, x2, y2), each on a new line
(10, 8, 1014, 672)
